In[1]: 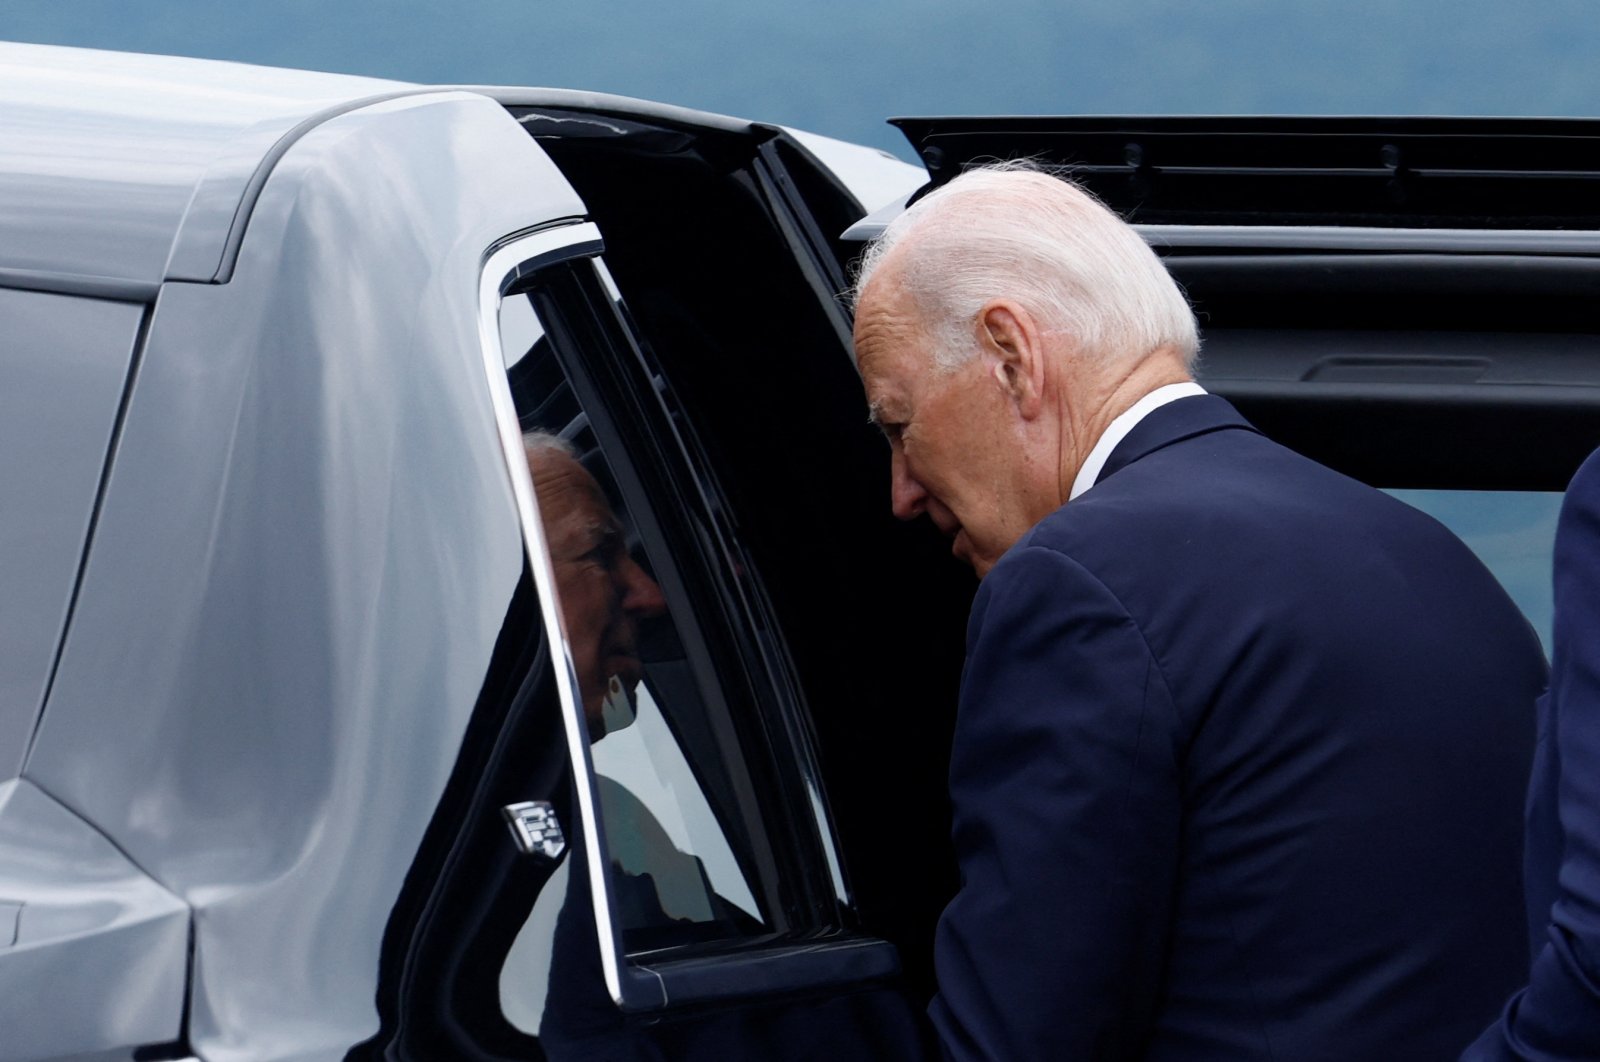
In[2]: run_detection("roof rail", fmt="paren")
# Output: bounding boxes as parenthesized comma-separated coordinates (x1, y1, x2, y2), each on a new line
(891, 116, 1600, 230)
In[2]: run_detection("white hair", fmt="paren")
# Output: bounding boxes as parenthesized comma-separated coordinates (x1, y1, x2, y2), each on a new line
(853, 161, 1199, 372)
(522, 429, 576, 461)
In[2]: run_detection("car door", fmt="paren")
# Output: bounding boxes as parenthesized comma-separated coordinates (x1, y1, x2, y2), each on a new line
(352, 208, 933, 1060)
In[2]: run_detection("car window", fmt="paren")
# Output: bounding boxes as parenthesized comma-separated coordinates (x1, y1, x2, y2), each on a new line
(490, 249, 859, 1036)
(504, 289, 760, 927)
(1385, 489, 1562, 652)
(503, 280, 769, 943)
(373, 231, 874, 1061)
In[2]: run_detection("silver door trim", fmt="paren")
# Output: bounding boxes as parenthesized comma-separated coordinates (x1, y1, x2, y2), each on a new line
(476, 221, 627, 1007)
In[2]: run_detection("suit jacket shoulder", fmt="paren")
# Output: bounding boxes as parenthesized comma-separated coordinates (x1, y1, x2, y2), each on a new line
(1466, 446, 1600, 1059)
(948, 394, 1545, 1060)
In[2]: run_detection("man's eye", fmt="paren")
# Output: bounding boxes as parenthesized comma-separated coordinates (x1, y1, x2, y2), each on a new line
(581, 531, 628, 570)
(580, 544, 617, 567)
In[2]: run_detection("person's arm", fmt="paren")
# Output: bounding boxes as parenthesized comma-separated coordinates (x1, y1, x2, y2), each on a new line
(1465, 451, 1600, 1060)
(929, 545, 1181, 1061)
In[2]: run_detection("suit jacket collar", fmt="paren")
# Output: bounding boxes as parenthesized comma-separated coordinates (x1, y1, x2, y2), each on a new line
(1094, 394, 1261, 487)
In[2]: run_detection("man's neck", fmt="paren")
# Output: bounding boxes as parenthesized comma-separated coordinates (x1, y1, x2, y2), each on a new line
(1068, 381, 1207, 501)
(1055, 347, 1193, 504)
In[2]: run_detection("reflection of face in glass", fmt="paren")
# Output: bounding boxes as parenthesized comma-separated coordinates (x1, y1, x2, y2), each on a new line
(526, 440, 667, 741)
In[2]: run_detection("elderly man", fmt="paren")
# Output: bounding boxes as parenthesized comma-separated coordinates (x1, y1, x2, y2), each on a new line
(853, 165, 1547, 1060)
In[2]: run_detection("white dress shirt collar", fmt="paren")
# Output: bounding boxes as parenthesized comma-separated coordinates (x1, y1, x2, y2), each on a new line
(1068, 382, 1208, 501)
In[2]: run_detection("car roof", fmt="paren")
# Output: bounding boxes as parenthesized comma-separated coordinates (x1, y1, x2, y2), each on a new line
(0, 43, 922, 299)
(0, 42, 414, 297)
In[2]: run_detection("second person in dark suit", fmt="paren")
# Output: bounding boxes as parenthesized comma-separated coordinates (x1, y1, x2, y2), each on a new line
(1465, 445, 1600, 1060)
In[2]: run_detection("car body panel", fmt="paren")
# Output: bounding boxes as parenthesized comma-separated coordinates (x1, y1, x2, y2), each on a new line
(24, 89, 584, 1060)
(0, 778, 189, 1062)
(0, 288, 142, 780)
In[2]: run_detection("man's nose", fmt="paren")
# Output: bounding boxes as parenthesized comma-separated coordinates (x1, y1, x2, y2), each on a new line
(618, 556, 667, 618)
(890, 449, 930, 521)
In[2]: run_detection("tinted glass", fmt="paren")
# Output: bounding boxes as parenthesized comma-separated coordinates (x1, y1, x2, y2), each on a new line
(370, 242, 856, 1062)
(496, 260, 817, 1040)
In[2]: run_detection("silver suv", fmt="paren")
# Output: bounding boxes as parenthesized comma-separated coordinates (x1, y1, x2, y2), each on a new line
(4, 42, 1595, 1062)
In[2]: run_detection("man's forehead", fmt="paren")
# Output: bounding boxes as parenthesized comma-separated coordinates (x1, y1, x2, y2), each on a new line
(855, 280, 924, 363)
(545, 492, 620, 560)
(856, 325, 924, 421)
(855, 268, 922, 339)
(528, 449, 585, 496)
(530, 451, 615, 521)
(857, 347, 906, 413)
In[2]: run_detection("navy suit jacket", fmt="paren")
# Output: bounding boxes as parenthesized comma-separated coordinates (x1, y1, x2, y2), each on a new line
(929, 395, 1546, 1061)
(1464, 446, 1600, 1060)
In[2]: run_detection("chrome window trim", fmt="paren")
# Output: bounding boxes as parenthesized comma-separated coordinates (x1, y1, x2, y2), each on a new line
(475, 220, 627, 1006)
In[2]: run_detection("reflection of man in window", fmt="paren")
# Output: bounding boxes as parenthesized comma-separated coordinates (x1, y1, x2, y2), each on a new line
(523, 432, 665, 741)
(519, 432, 742, 939)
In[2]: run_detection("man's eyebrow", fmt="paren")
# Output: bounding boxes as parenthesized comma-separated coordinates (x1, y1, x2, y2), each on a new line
(590, 512, 623, 544)
(566, 520, 623, 563)
(866, 398, 893, 427)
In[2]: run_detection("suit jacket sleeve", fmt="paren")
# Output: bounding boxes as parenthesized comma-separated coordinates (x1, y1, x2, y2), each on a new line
(1465, 451, 1600, 1060)
(929, 545, 1182, 1061)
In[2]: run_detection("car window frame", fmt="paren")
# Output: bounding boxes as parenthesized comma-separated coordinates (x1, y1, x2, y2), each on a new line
(476, 222, 902, 1016)
(478, 221, 629, 1005)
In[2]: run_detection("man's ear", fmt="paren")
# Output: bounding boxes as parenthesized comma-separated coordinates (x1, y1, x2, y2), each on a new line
(979, 300, 1045, 421)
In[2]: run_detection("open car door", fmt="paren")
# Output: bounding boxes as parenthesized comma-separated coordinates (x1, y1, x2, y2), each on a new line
(354, 101, 935, 1060)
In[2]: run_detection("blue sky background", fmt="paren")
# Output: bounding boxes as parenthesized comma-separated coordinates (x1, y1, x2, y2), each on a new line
(6, 1, 1600, 158)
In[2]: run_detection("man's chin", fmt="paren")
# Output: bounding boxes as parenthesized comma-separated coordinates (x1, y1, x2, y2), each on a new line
(952, 529, 985, 573)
